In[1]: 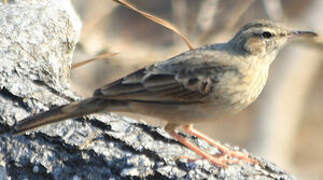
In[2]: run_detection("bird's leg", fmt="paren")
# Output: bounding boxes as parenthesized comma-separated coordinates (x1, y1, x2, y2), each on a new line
(165, 123, 228, 168)
(183, 124, 258, 164)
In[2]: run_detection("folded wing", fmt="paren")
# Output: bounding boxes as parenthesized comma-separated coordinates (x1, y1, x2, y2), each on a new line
(93, 54, 235, 104)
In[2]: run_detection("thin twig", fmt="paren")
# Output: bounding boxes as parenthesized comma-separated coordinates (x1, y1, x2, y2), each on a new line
(111, 0, 194, 50)
(72, 52, 119, 69)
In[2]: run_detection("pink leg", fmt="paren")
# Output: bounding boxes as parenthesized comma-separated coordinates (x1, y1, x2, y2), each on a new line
(184, 124, 258, 164)
(165, 124, 228, 168)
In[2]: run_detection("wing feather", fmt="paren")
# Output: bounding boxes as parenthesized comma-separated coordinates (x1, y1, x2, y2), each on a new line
(93, 50, 239, 104)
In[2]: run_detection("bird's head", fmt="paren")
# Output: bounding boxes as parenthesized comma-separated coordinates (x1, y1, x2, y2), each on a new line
(229, 20, 317, 63)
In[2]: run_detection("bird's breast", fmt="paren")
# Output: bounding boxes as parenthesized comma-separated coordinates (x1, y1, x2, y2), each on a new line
(243, 66, 269, 102)
(213, 65, 269, 113)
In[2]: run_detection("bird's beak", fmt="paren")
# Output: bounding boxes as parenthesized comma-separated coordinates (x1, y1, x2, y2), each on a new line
(288, 31, 318, 40)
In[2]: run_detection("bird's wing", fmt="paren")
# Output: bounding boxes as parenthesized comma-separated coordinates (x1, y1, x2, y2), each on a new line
(94, 50, 238, 104)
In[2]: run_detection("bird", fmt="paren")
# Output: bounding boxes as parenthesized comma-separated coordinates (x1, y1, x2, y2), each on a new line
(12, 20, 317, 167)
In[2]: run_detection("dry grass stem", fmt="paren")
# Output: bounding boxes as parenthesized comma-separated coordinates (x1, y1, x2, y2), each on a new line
(72, 52, 119, 69)
(112, 0, 194, 50)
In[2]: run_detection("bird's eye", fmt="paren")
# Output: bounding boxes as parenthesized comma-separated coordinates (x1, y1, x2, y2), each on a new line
(261, 31, 272, 38)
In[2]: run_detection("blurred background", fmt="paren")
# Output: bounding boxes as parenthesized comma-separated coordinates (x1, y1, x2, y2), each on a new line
(70, 0, 323, 179)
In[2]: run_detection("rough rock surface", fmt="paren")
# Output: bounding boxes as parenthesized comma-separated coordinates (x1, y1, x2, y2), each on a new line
(0, 0, 295, 179)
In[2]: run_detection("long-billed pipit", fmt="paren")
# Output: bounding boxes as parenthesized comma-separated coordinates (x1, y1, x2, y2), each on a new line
(13, 20, 317, 167)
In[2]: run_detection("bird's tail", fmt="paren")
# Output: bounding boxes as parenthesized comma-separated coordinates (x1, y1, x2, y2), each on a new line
(13, 97, 110, 135)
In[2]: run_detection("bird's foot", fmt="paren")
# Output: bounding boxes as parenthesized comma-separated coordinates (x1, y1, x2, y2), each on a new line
(166, 124, 259, 168)
(182, 124, 259, 166)
(177, 150, 258, 168)
(176, 154, 231, 168)
(213, 150, 259, 166)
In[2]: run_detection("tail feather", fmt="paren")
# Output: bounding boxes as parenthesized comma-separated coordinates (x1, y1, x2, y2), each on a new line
(13, 98, 109, 135)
